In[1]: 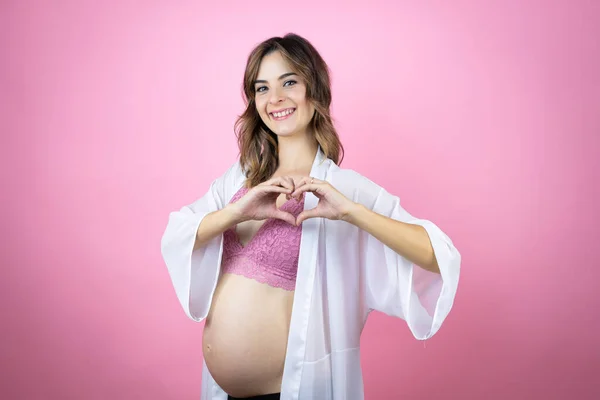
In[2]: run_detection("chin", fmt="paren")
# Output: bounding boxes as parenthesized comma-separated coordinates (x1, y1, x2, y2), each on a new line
(273, 128, 295, 136)
(272, 126, 306, 138)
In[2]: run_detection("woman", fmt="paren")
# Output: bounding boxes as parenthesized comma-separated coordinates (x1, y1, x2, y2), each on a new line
(161, 33, 461, 400)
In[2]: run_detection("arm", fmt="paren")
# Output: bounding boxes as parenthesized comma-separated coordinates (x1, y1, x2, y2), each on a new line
(293, 177, 440, 273)
(292, 175, 460, 339)
(193, 175, 297, 251)
(160, 162, 244, 321)
(193, 205, 241, 251)
(342, 203, 439, 274)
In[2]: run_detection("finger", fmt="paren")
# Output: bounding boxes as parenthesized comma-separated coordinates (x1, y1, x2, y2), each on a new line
(294, 177, 322, 195)
(295, 176, 312, 187)
(284, 175, 295, 188)
(292, 177, 314, 198)
(291, 183, 323, 198)
(281, 176, 295, 199)
(272, 210, 297, 226)
(291, 181, 304, 199)
(296, 208, 321, 225)
(304, 176, 322, 184)
(262, 176, 295, 192)
(257, 185, 292, 195)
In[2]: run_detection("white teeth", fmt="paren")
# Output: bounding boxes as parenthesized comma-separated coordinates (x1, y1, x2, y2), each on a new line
(273, 109, 294, 118)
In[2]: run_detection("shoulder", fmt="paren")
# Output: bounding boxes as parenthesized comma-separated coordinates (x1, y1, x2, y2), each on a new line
(212, 159, 246, 202)
(326, 164, 379, 189)
(219, 159, 245, 183)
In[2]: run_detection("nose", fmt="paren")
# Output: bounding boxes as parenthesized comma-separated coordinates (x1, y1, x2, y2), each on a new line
(268, 86, 285, 104)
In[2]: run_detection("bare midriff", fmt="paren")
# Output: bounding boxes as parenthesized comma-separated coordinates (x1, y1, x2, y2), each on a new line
(202, 273, 294, 397)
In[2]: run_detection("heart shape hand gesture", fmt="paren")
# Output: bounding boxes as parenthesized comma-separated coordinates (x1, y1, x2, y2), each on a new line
(229, 176, 356, 226)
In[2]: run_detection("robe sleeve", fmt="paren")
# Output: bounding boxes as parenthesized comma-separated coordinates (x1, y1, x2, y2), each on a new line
(362, 187, 461, 340)
(160, 163, 240, 322)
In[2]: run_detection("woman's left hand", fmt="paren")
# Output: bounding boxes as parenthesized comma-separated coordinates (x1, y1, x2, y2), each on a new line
(291, 177, 357, 226)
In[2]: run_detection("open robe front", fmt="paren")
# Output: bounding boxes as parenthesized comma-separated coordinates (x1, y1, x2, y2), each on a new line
(161, 149, 461, 400)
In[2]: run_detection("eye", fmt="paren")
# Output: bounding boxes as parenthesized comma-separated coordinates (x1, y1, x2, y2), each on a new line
(283, 80, 297, 87)
(255, 86, 267, 93)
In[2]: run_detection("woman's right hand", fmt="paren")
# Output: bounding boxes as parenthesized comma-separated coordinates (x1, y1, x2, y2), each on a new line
(227, 176, 298, 226)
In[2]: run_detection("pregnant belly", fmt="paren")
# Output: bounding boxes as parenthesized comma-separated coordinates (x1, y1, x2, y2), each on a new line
(202, 273, 295, 398)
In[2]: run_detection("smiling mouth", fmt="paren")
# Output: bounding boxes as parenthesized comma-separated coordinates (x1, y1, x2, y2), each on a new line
(270, 108, 296, 120)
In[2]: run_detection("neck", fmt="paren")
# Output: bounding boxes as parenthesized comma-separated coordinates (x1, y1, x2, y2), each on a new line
(276, 132, 319, 175)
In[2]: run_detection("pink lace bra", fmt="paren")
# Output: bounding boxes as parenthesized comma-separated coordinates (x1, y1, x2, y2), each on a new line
(220, 186, 305, 291)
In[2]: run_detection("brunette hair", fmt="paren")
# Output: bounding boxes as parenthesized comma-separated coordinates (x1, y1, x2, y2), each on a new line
(234, 33, 344, 187)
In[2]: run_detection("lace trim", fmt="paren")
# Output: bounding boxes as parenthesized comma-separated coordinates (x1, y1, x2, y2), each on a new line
(221, 255, 297, 291)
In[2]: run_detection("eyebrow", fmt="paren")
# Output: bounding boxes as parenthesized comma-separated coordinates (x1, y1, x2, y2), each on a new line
(254, 72, 297, 85)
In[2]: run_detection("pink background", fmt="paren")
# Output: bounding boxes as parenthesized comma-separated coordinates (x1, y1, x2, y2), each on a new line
(2, 1, 599, 399)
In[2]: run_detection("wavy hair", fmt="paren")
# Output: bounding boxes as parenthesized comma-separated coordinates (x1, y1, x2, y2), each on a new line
(234, 33, 344, 187)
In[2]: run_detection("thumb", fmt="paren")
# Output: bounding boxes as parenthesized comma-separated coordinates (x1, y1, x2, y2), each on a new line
(272, 210, 296, 226)
(296, 208, 320, 226)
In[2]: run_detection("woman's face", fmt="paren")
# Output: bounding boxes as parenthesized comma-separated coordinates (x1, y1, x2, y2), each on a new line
(254, 51, 315, 138)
